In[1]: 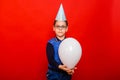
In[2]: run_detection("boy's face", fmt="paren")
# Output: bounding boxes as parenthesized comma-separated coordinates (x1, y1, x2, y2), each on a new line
(53, 21, 68, 38)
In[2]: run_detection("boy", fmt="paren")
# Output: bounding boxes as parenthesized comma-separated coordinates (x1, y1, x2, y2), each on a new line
(46, 4, 76, 80)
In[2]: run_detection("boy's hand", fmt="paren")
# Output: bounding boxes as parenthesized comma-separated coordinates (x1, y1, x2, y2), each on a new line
(58, 65, 77, 75)
(67, 66, 77, 75)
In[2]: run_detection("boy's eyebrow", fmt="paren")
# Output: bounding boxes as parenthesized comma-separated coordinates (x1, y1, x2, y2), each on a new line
(55, 24, 66, 26)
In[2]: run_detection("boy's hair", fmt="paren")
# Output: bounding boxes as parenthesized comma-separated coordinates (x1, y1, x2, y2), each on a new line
(53, 20, 68, 26)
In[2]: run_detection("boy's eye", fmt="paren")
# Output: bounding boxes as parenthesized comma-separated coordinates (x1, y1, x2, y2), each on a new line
(55, 25, 67, 29)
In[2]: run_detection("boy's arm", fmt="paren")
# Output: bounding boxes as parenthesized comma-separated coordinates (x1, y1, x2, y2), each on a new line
(46, 43, 59, 68)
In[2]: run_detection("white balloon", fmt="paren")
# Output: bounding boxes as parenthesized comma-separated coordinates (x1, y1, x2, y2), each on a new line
(58, 37, 82, 69)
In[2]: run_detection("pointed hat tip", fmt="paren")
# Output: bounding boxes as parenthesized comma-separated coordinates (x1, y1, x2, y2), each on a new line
(60, 3, 63, 7)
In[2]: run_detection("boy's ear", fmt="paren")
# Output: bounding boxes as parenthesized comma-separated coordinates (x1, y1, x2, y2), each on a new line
(53, 26, 55, 31)
(66, 26, 68, 32)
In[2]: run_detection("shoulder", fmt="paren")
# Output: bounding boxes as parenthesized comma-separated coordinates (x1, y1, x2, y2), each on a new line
(46, 42, 53, 49)
(48, 38, 56, 44)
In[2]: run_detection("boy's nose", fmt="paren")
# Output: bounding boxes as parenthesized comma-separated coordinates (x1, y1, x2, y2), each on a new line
(57, 26, 62, 30)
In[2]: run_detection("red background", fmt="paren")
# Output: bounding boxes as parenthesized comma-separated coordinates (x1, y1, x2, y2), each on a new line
(0, 0, 120, 80)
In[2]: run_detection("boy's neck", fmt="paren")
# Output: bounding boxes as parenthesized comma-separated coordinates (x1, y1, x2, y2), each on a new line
(56, 36, 65, 41)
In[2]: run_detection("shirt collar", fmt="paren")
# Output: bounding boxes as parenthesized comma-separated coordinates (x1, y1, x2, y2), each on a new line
(55, 37, 66, 41)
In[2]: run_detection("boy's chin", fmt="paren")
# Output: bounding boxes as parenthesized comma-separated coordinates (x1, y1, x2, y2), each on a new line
(57, 35, 65, 37)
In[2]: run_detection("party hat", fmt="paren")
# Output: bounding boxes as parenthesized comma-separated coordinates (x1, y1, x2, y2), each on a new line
(55, 3, 67, 21)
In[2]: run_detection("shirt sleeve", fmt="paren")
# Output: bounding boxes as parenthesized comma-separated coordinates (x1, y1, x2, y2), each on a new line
(46, 42, 59, 68)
